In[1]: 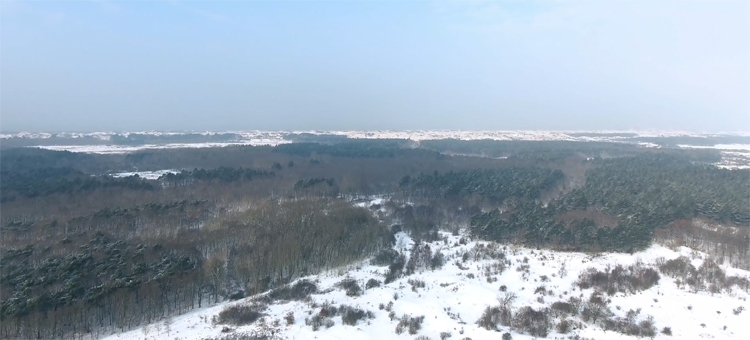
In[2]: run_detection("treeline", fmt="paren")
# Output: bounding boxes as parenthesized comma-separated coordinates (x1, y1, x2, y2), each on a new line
(159, 167, 275, 186)
(0, 232, 203, 339)
(0, 167, 154, 202)
(419, 139, 723, 163)
(0, 199, 390, 339)
(470, 154, 749, 252)
(399, 168, 564, 203)
(556, 154, 750, 225)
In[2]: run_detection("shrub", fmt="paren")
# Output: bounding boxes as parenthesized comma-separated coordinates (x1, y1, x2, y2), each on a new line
(284, 312, 295, 325)
(440, 331, 452, 340)
(395, 314, 425, 335)
(511, 307, 551, 338)
(556, 319, 571, 333)
(216, 304, 265, 326)
(477, 306, 501, 330)
(268, 279, 318, 301)
(409, 278, 426, 292)
(662, 326, 672, 335)
(366, 278, 382, 289)
(385, 255, 406, 284)
(551, 301, 577, 316)
(431, 250, 446, 270)
(373, 249, 399, 266)
(405, 243, 434, 275)
(341, 306, 369, 326)
(576, 264, 660, 295)
(502, 333, 512, 340)
(337, 278, 362, 297)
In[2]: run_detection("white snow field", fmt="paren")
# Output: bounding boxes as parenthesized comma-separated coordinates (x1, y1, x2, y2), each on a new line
(103, 230, 749, 340)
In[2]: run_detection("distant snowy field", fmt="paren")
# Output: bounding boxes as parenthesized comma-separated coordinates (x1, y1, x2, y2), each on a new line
(110, 170, 180, 180)
(103, 225, 749, 340)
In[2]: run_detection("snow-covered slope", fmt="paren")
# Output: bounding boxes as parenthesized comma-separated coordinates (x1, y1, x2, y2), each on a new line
(103, 230, 750, 340)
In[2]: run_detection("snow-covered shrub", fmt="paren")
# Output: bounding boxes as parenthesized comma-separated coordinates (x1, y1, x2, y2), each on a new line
(662, 326, 672, 335)
(406, 242, 434, 275)
(408, 278, 426, 292)
(395, 314, 425, 335)
(599, 309, 656, 338)
(440, 331, 452, 340)
(660, 256, 750, 292)
(511, 306, 552, 338)
(576, 264, 660, 295)
(469, 243, 505, 261)
(284, 312, 295, 325)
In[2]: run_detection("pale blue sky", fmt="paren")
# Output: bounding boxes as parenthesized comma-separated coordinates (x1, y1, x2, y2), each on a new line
(1, 0, 748, 132)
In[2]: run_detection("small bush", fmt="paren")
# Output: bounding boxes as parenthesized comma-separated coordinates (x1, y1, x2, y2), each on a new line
(662, 326, 672, 335)
(284, 311, 295, 325)
(431, 250, 446, 270)
(440, 331, 452, 340)
(502, 333, 512, 340)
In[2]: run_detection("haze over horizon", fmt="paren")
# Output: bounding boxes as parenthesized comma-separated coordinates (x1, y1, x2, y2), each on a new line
(1, 0, 749, 132)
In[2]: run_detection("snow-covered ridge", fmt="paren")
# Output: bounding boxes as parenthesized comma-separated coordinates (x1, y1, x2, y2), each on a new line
(104, 231, 750, 340)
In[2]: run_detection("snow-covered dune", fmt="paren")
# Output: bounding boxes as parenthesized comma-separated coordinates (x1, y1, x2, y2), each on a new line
(103, 232, 749, 340)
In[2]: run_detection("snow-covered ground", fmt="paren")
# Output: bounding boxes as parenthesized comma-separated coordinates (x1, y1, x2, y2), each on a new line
(677, 144, 750, 169)
(34, 139, 291, 154)
(103, 230, 750, 340)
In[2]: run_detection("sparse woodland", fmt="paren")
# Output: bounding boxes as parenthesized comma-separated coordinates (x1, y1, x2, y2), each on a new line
(0, 139, 748, 339)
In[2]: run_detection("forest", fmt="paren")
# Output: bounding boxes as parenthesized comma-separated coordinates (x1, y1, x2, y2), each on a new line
(0, 139, 748, 339)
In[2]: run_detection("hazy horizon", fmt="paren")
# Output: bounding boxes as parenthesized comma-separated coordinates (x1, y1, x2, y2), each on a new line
(2, 0, 749, 132)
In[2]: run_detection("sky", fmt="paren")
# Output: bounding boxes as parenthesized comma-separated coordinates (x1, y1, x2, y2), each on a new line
(1, 0, 749, 132)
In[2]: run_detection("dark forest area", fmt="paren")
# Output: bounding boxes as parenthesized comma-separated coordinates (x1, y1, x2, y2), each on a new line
(1, 139, 748, 339)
